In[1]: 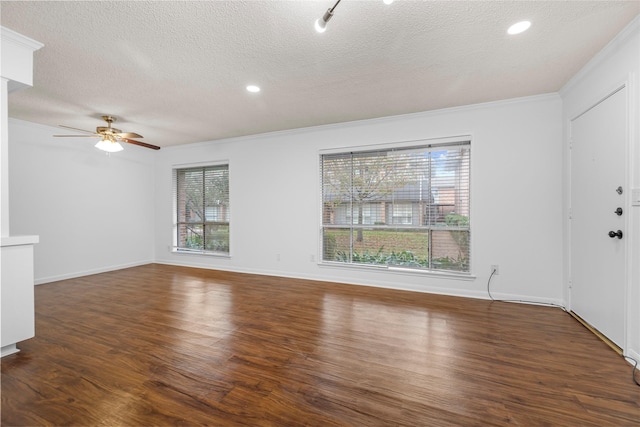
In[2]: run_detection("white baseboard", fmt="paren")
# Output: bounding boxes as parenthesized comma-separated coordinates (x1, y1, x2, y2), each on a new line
(1, 344, 19, 358)
(42, 258, 566, 310)
(485, 291, 565, 308)
(34, 260, 154, 285)
(153, 259, 566, 306)
(626, 348, 640, 364)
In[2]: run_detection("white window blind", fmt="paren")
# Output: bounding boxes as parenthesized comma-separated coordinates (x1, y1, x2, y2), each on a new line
(321, 141, 470, 273)
(175, 165, 230, 254)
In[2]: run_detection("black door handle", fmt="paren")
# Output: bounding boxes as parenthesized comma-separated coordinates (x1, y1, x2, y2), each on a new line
(608, 230, 623, 239)
(614, 207, 623, 216)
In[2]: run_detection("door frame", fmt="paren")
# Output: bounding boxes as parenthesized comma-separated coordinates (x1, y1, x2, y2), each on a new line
(567, 79, 631, 353)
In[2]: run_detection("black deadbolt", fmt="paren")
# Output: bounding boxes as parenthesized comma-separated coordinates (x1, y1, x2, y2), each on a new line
(608, 230, 623, 239)
(614, 207, 623, 216)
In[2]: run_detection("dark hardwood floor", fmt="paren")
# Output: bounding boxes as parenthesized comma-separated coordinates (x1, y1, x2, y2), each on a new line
(2, 264, 638, 426)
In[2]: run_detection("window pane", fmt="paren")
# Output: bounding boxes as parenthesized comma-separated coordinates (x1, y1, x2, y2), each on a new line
(320, 141, 470, 273)
(178, 223, 203, 250)
(204, 224, 229, 253)
(430, 147, 470, 223)
(324, 228, 430, 268)
(431, 229, 470, 272)
(322, 227, 350, 262)
(175, 164, 230, 254)
(177, 169, 204, 223)
(204, 166, 229, 222)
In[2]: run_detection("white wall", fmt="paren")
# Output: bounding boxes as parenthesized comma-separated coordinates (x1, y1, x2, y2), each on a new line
(5, 15, 637, 364)
(560, 16, 640, 360)
(155, 94, 564, 302)
(8, 119, 155, 284)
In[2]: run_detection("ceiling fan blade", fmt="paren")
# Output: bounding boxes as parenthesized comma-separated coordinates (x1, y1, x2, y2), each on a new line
(58, 124, 95, 134)
(54, 134, 101, 137)
(116, 132, 143, 139)
(121, 138, 160, 150)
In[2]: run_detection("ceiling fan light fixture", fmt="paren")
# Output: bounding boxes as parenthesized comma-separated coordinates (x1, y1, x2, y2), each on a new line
(95, 138, 124, 153)
(56, 115, 160, 151)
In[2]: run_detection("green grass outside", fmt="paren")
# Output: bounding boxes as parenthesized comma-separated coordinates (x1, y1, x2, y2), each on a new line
(325, 228, 429, 258)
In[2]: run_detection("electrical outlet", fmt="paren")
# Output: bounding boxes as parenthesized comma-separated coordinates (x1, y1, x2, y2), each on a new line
(276, 253, 281, 262)
(491, 265, 499, 275)
(310, 254, 315, 262)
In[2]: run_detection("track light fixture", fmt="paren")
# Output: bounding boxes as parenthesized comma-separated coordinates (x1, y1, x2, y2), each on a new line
(314, 0, 393, 33)
(314, 0, 342, 33)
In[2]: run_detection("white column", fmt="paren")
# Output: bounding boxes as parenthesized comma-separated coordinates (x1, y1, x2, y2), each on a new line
(1, 27, 43, 237)
(0, 27, 43, 356)
(1, 77, 9, 237)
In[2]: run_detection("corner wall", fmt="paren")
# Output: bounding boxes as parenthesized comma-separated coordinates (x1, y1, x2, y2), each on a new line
(155, 94, 564, 302)
(8, 119, 156, 283)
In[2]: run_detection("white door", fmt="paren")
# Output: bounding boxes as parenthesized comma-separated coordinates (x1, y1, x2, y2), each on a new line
(570, 86, 626, 348)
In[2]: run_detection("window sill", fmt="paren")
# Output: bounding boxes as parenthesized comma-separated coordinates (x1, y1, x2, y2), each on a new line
(171, 248, 231, 259)
(319, 261, 476, 281)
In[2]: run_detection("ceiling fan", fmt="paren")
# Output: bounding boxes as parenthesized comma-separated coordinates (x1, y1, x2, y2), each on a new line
(54, 115, 160, 152)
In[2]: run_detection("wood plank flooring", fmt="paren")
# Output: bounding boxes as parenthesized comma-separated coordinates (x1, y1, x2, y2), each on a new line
(2, 264, 639, 426)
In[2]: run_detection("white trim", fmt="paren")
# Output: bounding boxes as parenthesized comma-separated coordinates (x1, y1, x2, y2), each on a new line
(567, 79, 629, 122)
(569, 84, 626, 122)
(319, 260, 475, 280)
(625, 70, 638, 358)
(154, 260, 568, 306)
(567, 83, 631, 352)
(1, 234, 38, 247)
(171, 159, 229, 169)
(487, 292, 565, 308)
(626, 349, 640, 365)
(0, 26, 44, 51)
(171, 248, 231, 258)
(154, 260, 486, 299)
(318, 134, 471, 156)
(1, 344, 19, 358)
(34, 260, 153, 285)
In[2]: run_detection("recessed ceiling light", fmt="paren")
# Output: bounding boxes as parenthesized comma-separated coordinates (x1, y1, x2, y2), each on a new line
(508, 21, 531, 35)
(246, 85, 260, 93)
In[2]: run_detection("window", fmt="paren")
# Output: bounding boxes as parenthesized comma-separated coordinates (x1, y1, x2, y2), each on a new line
(345, 203, 375, 225)
(175, 164, 230, 255)
(321, 140, 470, 273)
(392, 203, 413, 225)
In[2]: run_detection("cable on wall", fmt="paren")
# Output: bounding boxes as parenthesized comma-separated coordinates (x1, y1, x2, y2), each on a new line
(486, 267, 566, 311)
(623, 356, 640, 387)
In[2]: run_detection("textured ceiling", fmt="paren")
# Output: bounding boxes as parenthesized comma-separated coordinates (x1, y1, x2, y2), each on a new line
(1, 1, 639, 148)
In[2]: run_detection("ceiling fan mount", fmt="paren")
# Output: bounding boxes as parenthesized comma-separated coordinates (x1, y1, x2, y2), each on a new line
(54, 115, 160, 151)
(96, 115, 122, 135)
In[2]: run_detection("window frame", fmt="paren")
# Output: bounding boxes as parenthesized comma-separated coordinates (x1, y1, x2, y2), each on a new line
(172, 163, 230, 257)
(320, 137, 471, 274)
